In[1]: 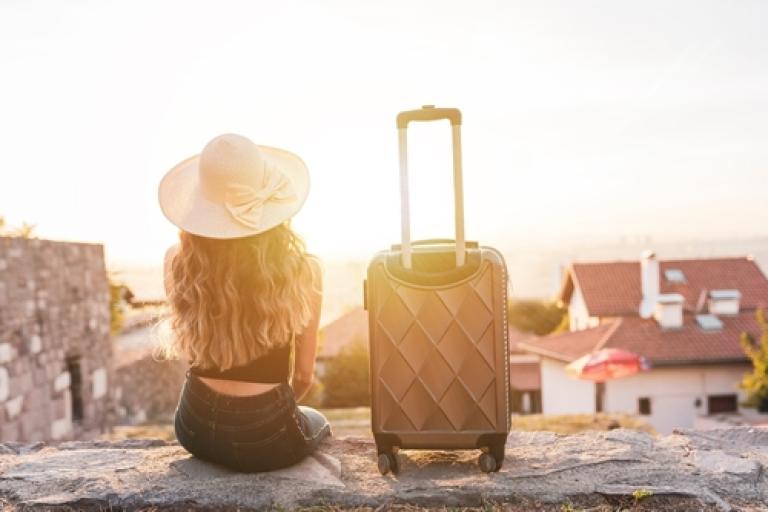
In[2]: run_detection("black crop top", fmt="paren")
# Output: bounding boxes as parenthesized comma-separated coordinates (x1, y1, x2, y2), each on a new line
(189, 342, 292, 383)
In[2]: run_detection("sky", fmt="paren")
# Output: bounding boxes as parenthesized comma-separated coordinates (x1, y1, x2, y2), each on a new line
(1, 0, 766, 269)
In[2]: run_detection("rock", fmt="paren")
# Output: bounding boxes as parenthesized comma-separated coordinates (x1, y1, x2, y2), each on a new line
(0, 428, 766, 510)
(693, 450, 761, 478)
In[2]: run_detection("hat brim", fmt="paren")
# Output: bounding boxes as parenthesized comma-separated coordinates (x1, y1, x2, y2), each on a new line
(158, 144, 310, 239)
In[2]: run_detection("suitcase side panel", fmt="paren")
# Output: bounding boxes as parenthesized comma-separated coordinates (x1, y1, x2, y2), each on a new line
(367, 246, 509, 448)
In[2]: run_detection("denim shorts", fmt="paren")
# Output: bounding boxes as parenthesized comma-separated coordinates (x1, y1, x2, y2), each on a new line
(174, 370, 331, 472)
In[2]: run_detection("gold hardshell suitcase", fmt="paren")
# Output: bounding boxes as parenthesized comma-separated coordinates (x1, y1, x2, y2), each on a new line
(364, 106, 510, 474)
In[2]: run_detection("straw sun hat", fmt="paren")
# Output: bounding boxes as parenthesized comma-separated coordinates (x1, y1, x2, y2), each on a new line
(158, 133, 309, 239)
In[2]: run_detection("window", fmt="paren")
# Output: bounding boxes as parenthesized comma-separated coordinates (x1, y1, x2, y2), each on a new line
(696, 314, 723, 330)
(509, 390, 542, 415)
(595, 382, 606, 413)
(664, 268, 686, 283)
(66, 355, 84, 422)
(708, 394, 738, 414)
(638, 397, 651, 415)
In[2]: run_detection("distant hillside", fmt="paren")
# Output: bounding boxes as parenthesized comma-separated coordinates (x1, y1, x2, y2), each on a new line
(109, 236, 768, 324)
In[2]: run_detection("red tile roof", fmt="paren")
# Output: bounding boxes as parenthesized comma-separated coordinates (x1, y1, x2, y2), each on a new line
(520, 312, 763, 365)
(560, 257, 768, 317)
(518, 321, 620, 363)
(318, 306, 368, 359)
(509, 363, 541, 390)
(508, 327, 536, 354)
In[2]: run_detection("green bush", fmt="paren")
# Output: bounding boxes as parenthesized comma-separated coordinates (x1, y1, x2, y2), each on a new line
(322, 339, 370, 407)
(0, 215, 36, 238)
(107, 271, 126, 336)
(508, 299, 568, 335)
(740, 308, 768, 410)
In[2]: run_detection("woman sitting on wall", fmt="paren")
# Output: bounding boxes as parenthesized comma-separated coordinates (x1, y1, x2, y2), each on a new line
(156, 133, 331, 472)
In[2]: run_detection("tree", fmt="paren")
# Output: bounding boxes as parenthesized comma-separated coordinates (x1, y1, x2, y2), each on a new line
(322, 339, 370, 407)
(740, 308, 768, 411)
(0, 215, 37, 238)
(507, 299, 569, 336)
(107, 270, 127, 337)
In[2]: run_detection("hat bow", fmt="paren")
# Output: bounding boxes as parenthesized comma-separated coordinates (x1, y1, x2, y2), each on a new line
(223, 164, 297, 229)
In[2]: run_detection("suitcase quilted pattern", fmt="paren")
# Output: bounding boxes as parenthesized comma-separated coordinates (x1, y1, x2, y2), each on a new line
(369, 255, 508, 434)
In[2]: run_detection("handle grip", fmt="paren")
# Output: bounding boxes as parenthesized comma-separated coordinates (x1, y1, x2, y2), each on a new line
(397, 106, 465, 269)
(397, 105, 462, 129)
(391, 239, 478, 251)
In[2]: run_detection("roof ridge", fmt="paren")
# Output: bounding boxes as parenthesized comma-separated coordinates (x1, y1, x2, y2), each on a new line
(594, 318, 623, 351)
(572, 256, 754, 267)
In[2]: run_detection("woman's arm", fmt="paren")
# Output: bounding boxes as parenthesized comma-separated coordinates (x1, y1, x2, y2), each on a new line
(292, 257, 323, 402)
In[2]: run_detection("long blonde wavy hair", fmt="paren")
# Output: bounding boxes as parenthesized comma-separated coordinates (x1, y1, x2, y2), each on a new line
(155, 221, 322, 371)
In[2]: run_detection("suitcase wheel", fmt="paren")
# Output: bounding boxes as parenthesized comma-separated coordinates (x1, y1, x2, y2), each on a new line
(377, 451, 400, 475)
(478, 452, 498, 473)
(479, 443, 505, 473)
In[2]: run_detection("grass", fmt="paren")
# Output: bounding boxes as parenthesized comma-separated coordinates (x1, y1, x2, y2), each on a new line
(511, 412, 656, 435)
(103, 408, 654, 441)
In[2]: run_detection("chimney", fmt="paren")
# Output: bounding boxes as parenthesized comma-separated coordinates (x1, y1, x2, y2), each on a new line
(708, 289, 741, 315)
(639, 250, 659, 318)
(654, 293, 684, 329)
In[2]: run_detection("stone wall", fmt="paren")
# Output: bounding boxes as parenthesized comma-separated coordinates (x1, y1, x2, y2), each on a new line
(113, 354, 187, 424)
(0, 236, 112, 442)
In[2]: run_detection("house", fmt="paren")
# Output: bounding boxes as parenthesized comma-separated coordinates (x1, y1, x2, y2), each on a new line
(508, 327, 541, 414)
(519, 251, 768, 433)
(316, 306, 368, 377)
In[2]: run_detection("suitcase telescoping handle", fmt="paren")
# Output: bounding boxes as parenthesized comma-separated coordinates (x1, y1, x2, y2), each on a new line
(396, 105, 466, 269)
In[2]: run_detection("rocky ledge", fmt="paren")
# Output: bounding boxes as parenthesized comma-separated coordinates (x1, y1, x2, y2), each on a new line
(1, 428, 767, 511)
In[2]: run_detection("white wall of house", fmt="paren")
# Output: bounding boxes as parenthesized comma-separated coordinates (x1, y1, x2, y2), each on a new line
(540, 358, 595, 414)
(569, 286, 592, 331)
(604, 364, 751, 434)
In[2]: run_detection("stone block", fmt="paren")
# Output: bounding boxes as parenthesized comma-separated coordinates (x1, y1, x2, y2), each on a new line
(32, 367, 47, 386)
(20, 410, 47, 439)
(25, 387, 47, 412)
(28, 334, 42, 354)
(693, 449, 761, 476)
(24, 300, 35, 316)
(53, 396, 67, 418)
(0, 343, 13, 364)
(0, 366, 9, 402)
(92, 367, 107, 399)
(0, 258, 7, 271)
(84, 402, 95, 421)
(5, 395, 24, 419)
(51, 417, 72, 440)
(47, 362, 62, 380)
(10, 372, 33, 396)
(53, 371, 71, 392)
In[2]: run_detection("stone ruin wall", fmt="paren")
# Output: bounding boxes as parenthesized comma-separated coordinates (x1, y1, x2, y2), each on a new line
(0, 236, 112, 442)
(113, 353, 187, 425)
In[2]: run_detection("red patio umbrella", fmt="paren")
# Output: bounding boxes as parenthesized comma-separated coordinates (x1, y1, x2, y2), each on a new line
(566, 348, 651, 382)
